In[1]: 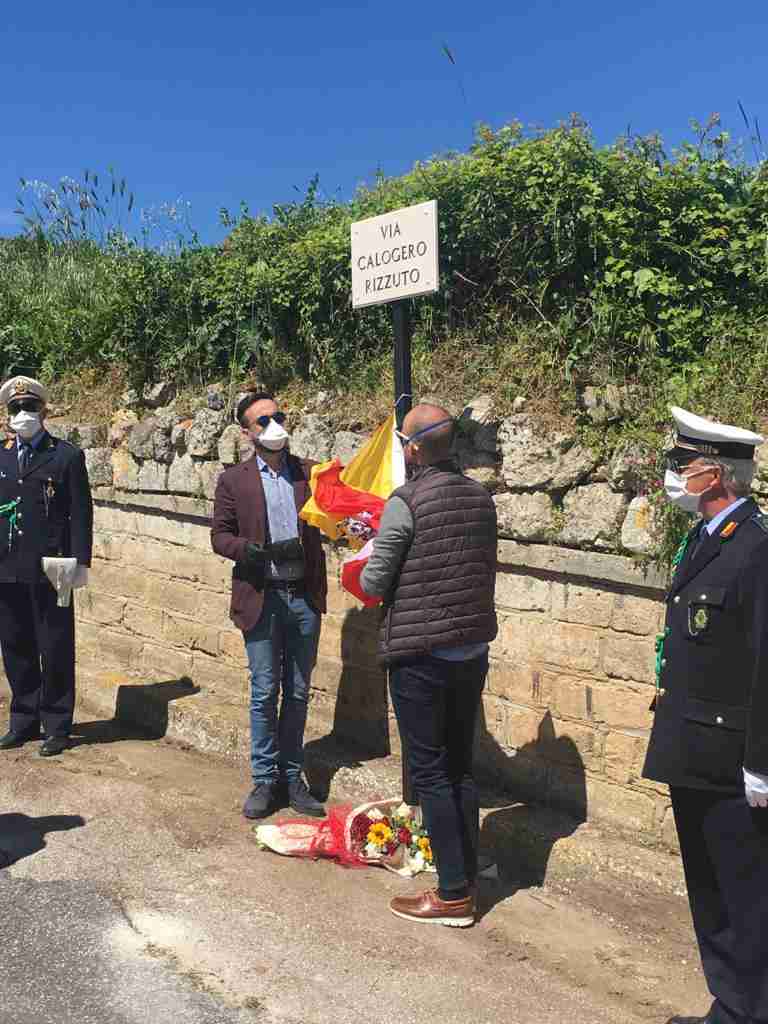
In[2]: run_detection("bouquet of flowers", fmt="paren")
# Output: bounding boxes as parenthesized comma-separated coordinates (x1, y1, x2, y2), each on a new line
(254, 798, 435, 877)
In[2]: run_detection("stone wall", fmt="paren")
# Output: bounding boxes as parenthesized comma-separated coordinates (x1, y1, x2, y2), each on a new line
(4, 387, 688, 850)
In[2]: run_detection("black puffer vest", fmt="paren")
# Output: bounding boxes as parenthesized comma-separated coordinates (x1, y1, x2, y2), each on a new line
(379, 462, 498, 665)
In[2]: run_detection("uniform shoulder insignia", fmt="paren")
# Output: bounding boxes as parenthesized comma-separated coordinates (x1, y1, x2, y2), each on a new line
(751, 511, 768, 534)
(3, 440, 13, 450)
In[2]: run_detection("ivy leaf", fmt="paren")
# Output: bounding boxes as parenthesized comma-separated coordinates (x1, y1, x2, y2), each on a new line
(634, 267, 655, 295)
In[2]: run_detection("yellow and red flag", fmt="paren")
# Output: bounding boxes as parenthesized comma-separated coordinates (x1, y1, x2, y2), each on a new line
(300, 413, 405, 604)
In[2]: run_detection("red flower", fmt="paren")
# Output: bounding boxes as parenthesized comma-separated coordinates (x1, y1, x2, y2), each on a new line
(385, 841, 398, 855)
(397, 827, 412, 846)
(350, 813, 373, 846)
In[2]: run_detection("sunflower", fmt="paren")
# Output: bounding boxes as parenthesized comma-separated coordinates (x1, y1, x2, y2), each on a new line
(417, 836, 433, 862)
(367, 822, 394, 847)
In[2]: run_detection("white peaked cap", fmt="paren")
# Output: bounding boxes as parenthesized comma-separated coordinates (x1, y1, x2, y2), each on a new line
(668, 405, 764, 460)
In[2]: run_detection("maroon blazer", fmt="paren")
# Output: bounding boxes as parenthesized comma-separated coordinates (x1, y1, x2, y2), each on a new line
(211, 453, 327, 633)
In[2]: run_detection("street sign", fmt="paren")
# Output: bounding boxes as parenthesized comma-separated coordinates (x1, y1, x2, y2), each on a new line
(351, 200, 438, 309)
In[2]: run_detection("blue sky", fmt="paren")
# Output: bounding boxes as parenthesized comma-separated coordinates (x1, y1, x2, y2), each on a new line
(1, 1, 766, 243)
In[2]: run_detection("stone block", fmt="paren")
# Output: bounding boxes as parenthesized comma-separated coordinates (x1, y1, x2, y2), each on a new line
(486, 661, 551, 707)
(547, 765, 589, 818)
(621, 496, 655, 555)
(168, 453, 203, 496)
(170, 547, 231, 590)
(495, 572, 550, 612)
(494, 491, 554, 542)
(532, 620, 601, 674)
(585, 777, 657, 833)
(332, 431, 366, 465)
(78, 590, 126, 627)
(112, 450, 139, 491)
(133, 512, 191, 547)
(603, 729, 646, 784)
(475, 743, 548, 803)
(127, 416, 160, 460)
(609, 442, 649, 493)
(190, 652, 247, 697)
(94, 505, 139, 535)
(291, 414, 334, 461)
(590, 681, 654, 730)
(124, 602, 162, 639)
(550, 582, 614, 627)
(602, 634, 654, 684)
(219, 630, 246, 664)
(85, 447, 113, 487)
(137, 461, 168, 492)
(74, 422, 109, 448)
(611, 592, 661, 636)
(144, 577, 199, 617)
(549, 674, 594, 722)
(498, 613, 545, 664)
(197, 461, 223, 500)
(499, 414, 596, 492)
(462, 465, 501, 491)
(144, 380, 176, 408)
(497, 703, 546, 750)
(186, 521, 214, 553)
(162, 613, 219, 656)
(91, 563, 149, 602)
(557, 484, 627, 551)
(109, 409, 138, 447)
(660, 805, 679, 852)
(77, 622, 142, 671)
(217, 425, 241, 465)
(91, 532, 124, 562)
(196, 588, 232, 624)
(187, 408, 226, 458)
(139, 643, 193, 682)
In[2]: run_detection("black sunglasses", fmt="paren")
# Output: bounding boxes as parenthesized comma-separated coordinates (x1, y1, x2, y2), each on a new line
(254, 412, 286, 428)
(8, 398, 43, 415)
(665, 455, 700, 474)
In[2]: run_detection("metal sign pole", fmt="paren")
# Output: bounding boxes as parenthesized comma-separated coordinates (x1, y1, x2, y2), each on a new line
(391, 299, 415, 805)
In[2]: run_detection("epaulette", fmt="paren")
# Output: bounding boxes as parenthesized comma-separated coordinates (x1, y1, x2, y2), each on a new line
(751, 511, 768, 534)
(3, 440, 13, 450)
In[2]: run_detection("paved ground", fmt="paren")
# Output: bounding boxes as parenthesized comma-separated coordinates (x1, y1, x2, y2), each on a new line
(0, 718, 710, 1024)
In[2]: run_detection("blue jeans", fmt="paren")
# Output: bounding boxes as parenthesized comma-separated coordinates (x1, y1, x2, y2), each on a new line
(243, 589, 320, 785)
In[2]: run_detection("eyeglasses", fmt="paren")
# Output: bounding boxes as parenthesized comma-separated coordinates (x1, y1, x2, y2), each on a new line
(8, 398, 43, 415)
(254, 412, 286, 428)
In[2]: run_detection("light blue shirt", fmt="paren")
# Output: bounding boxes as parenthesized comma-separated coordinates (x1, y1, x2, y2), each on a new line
(16, 429, 46, 462)
(257, 454, 304, 580)
(704, 497, 748, 536)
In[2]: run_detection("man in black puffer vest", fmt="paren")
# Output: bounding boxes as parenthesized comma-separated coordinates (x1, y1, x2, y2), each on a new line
(361, 403, 497, 928)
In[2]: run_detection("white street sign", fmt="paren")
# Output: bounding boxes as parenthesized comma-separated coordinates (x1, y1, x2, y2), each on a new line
(351, 199, 439, 309)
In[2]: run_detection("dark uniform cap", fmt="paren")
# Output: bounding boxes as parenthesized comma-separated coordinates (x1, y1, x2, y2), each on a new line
(666, 405, 764, 464)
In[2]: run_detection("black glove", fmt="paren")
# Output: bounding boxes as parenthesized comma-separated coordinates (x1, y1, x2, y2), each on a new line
(244, 542, 267, 564)
(268, 537, 304, 564)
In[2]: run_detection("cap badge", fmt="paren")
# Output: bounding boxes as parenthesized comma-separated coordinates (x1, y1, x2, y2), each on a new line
(12, 379, 25, 395)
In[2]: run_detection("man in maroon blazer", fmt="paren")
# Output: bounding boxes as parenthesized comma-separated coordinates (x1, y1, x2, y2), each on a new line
(211, 393, 327, 819)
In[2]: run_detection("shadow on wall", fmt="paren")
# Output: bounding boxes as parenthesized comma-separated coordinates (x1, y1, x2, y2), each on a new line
(0, 813, 85, 869)
(71, 679, 201, 747)
(305, 605, 390, 801)
(476, 707, 587, 890)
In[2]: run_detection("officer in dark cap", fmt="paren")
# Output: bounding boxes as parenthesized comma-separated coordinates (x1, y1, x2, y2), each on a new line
(643, 406, 768, 1024)
(0, 375, 93, 756)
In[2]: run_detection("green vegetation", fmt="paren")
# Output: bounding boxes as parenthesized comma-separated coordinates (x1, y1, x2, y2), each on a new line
(2, 117, 768, 564)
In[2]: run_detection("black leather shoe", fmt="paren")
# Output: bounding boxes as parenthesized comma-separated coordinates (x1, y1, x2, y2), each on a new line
(243, 782, 279, 819)
(0, 729, 38, 750)
(40, 736, 69, 757)
(288, 778, 325, 818)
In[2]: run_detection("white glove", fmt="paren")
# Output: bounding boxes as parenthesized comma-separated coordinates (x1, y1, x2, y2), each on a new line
(744, 768, 768, 808)
(41, 557, 78, 607)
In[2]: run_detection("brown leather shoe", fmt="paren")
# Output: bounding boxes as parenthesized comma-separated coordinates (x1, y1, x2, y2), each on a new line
(389, 888, 475, 928)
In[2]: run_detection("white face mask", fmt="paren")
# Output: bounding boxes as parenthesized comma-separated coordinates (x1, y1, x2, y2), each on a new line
(9, 410, 42, 440)
(663, 467, 713, 514)
(254, 418, 290, 452)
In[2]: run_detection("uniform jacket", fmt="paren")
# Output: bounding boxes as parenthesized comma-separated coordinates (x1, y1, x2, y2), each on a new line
(643, 497, 768, 791)
(210, 452, 327, 634)
(375, 462, 498, 666)
(0, 432, 93, 584)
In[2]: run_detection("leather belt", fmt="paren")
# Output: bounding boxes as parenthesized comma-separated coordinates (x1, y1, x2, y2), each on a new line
(265, 579, 306, 593)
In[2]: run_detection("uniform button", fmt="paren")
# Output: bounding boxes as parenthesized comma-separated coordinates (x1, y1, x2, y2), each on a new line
(661, 658, 667, 667)
(16, 479, 22, 485)
(701, 594, 707, 600)
(658, 688, 666, 696)
(674, 596, 681, 604)
(16, 529, 23, 535)
(716, 716, 724, 725)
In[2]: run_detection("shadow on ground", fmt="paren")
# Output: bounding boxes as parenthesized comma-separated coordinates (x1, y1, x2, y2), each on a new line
(304, 606, 390, 801)
(71, 679, 200, 747)
(475, 707, 587, 919)
(0, 813, 85, 868)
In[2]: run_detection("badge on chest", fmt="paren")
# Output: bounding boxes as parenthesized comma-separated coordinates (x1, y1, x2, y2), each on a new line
(689, 605, 709, 635)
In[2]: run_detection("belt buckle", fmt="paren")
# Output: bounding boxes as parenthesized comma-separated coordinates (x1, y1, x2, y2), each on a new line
(286, 581, 297, 601)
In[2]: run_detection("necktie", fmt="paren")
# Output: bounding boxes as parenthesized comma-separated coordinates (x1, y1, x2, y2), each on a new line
(18, 443, 31, 473)
(689, 522, 708, 561)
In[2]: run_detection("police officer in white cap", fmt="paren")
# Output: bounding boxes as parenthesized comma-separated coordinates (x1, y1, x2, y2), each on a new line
(643, 406, 768, 1024)
(0, 375, 92, 756)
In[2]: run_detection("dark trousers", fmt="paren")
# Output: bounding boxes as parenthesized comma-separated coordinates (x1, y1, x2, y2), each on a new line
(389, 653, 487, 892)
(671, 786, 768, 1024)
(0, 581, 76, 738)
